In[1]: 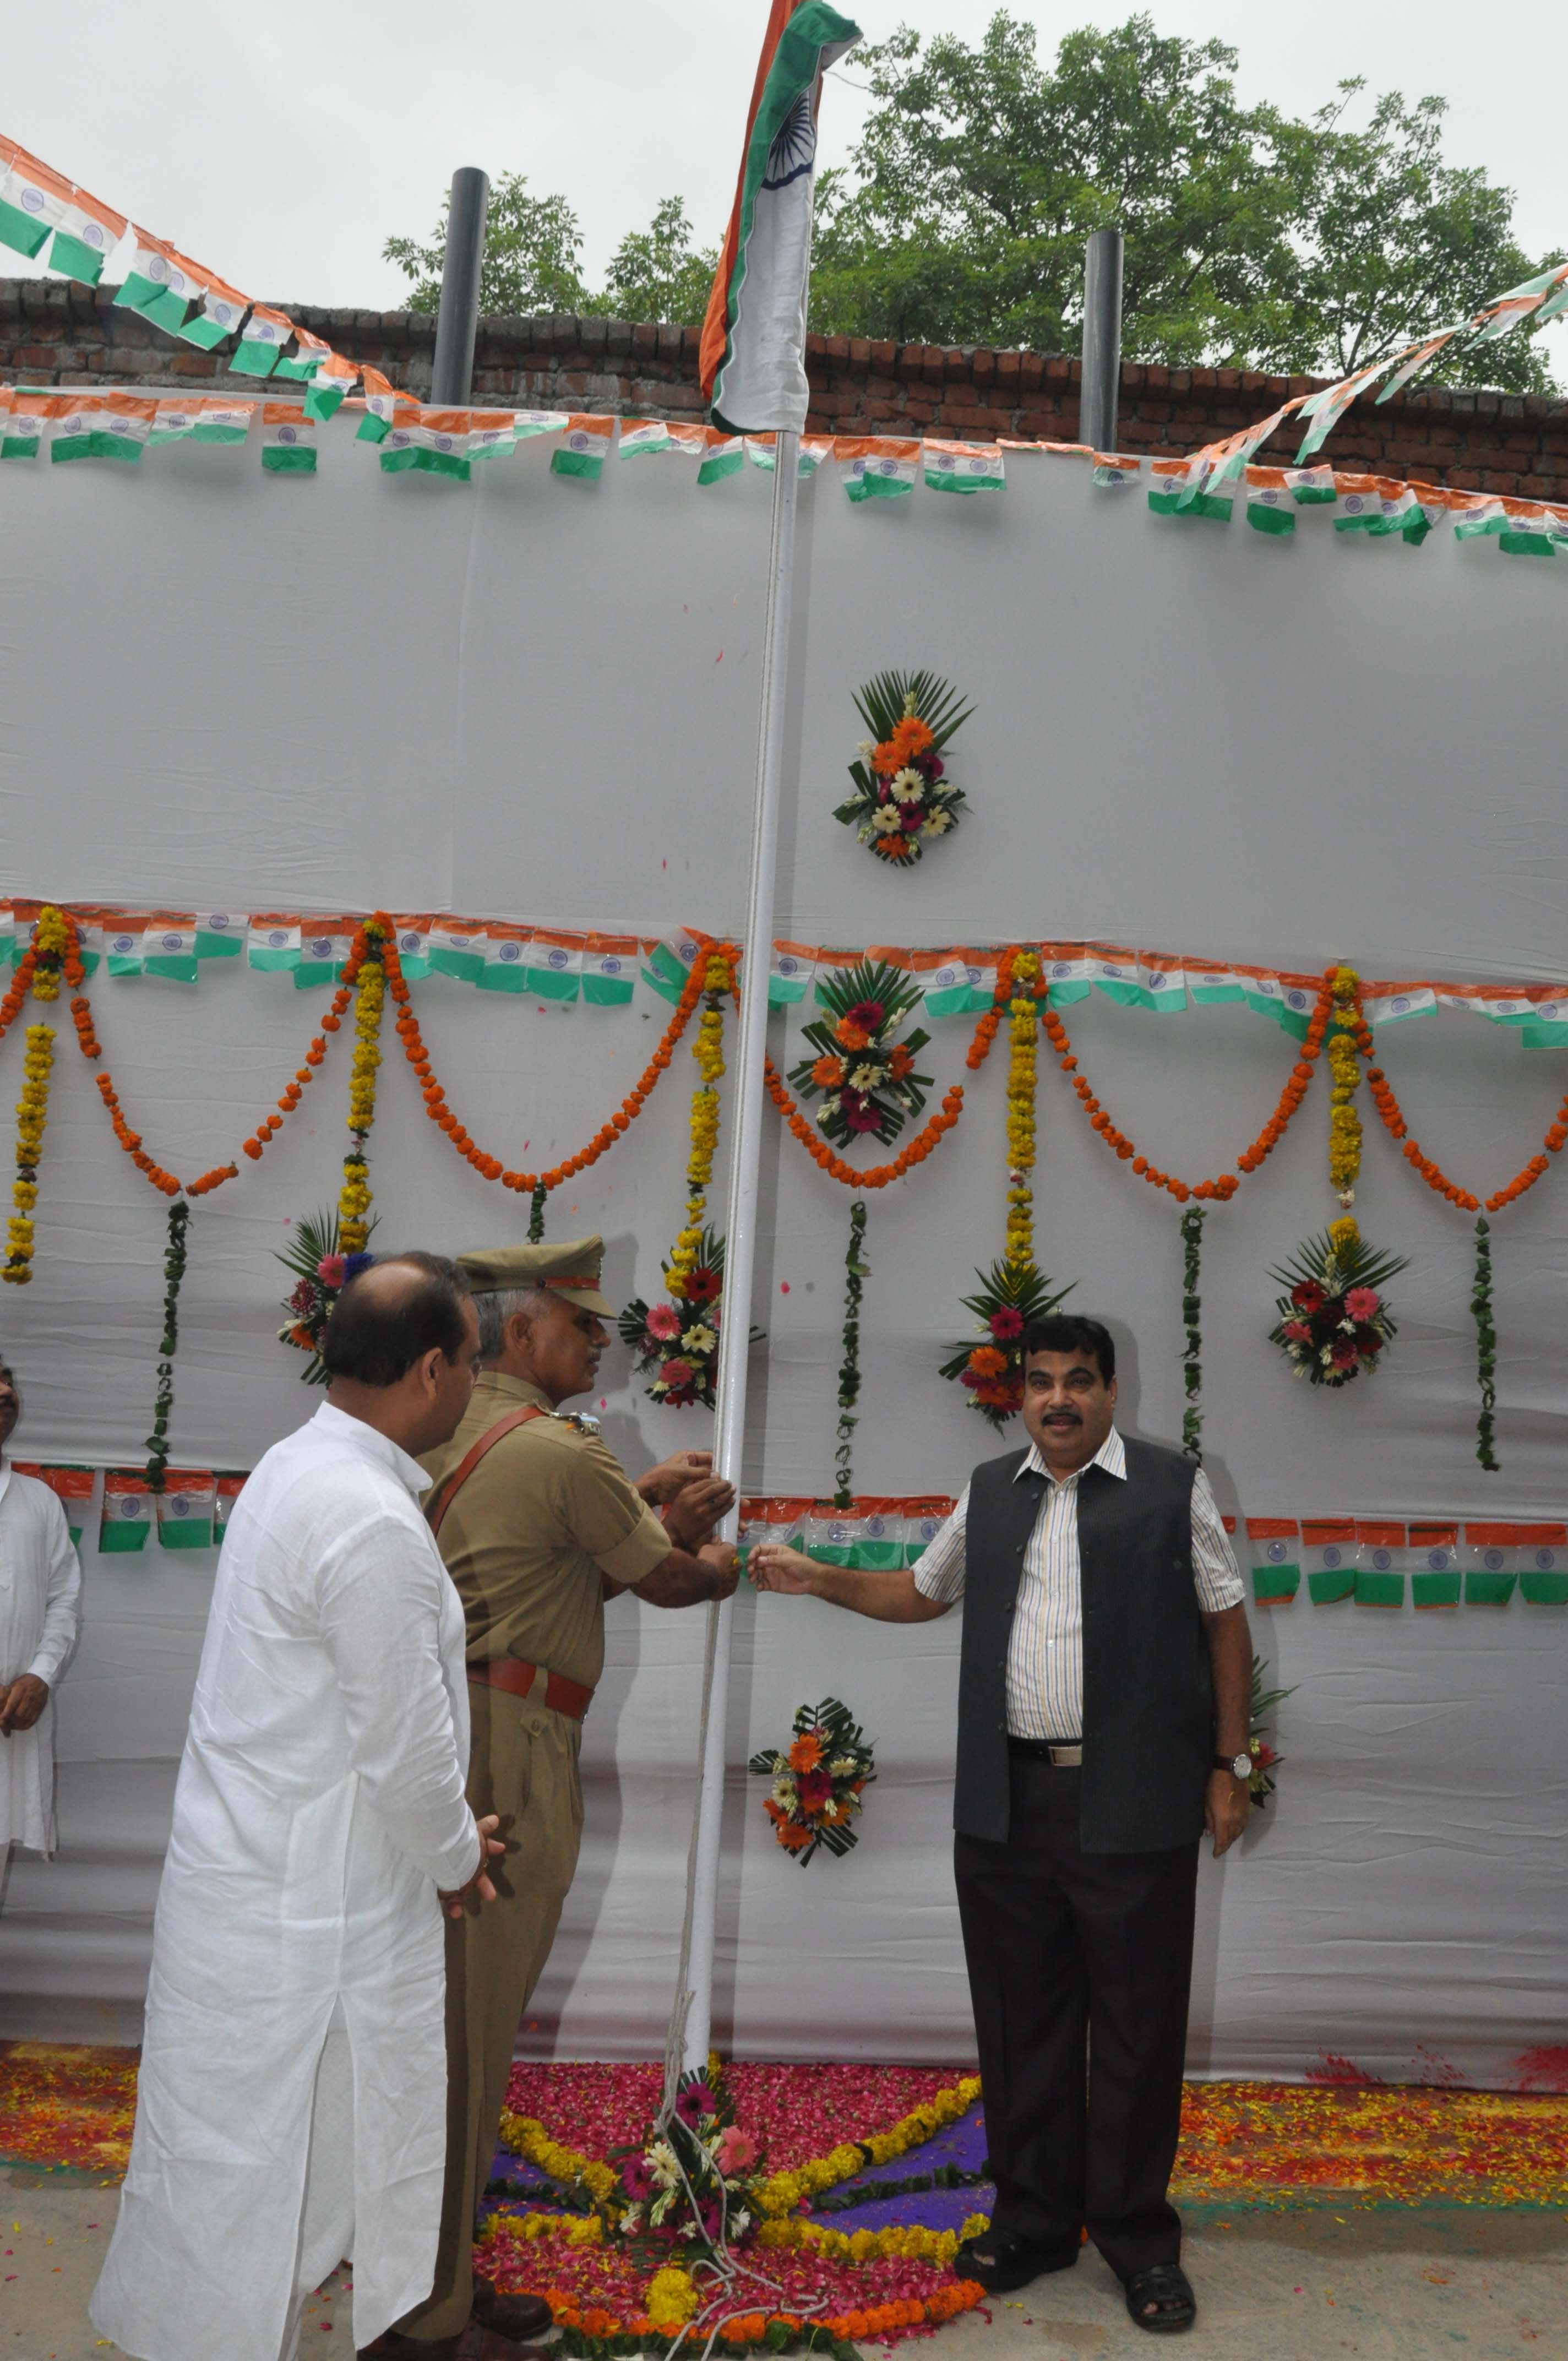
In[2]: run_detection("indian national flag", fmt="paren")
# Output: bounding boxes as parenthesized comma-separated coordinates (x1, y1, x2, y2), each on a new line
(1364, 480, 1428, 542)
(700, 0, 862, 433)
(100, 1470, 154, 1554)
(525, 930, 585, 1000)
(769, 940, 816, 1005)
(1136, 957, 1187, 1013)
(1042, 949, 1091, 1007)
(1357, 1521, 1408, 1609)
(1149, 454, 1233, 521)
(295, 924, 354, 988)
(1246, 1518, 1300, 1606)
(642, 932, 705, 1004)
(0, 149, 124, 282)
(115, 235, 186, 324)
(178, 283, 250, 352)
(157, 1471, 216, 1551)
(1244, 465, 1294, 535)
(924, 440, 1004, 493)
(583, 933, 638, 1005)
(49, 192, 126, 287)
(477, 927, 532, 993)
(1301, 1517, 1356, 1605)
(744, 431, 831, 473)
(382, 408, 472, 480)
(513, 410, 570, 439)
(232, 304, 292, 378)
(839, 436, 918, 501)
(1, 391, 48, 460)
(304, 353, 358, 423)
(196, 911, 244, 959)
(13, 1464, 95, 1547)
(1360, 984, 1436, 1025)
(248, 917, 302, 971)
(393, 919, 432, 980)
(1332, 475, 1382, 532)
(134, 252, 209, 337)
(922, 955, 974, 1021)
(1286, 464, 1336, 505)
(620, 418, 671, 458)
(150, 399, 252, 449)
(106, 922, 147, 977)
(665, 422, 709, 461)
(698, 426, 744, 485)
(551, 415, 613, 480)
(261, 404, 317, 474)
(427, 921, 485, 983)
(1091, 454, 1141, 489)
(273, 325, 330, 382)
(469, 412, 517, 461)
(357, 372, 412, 445)
(143, 920, 198, 982)
(52, 394, 155, 465)
(1499, 498, 1565, 557)
(1452, 496, 1507, 543)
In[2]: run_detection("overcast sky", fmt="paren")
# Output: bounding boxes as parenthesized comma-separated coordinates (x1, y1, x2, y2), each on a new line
(5, 1, 1564, 318)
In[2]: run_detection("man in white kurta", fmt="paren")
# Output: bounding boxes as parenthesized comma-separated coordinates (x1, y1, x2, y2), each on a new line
(93, 1256, 491, 2361)
(0, 1361, 84, 1858)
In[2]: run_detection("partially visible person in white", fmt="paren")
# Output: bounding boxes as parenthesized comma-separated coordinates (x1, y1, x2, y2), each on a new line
(92, 1254, 505, 2361)
(0, 1356, 84, 1858)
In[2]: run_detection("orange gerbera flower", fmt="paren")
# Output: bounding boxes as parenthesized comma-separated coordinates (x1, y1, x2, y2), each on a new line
(967, 1345, 1007, 1379)
(835, 1018, 871, 1052)
(812, 1054, 847, 1087)
(890, 716, 935, 762)
(889, 1043, 914, 1078)
(788, 1731, 824, 1772)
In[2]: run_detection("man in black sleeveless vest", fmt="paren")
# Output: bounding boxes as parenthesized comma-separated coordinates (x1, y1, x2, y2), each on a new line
(752, 1314, 1255, 2336)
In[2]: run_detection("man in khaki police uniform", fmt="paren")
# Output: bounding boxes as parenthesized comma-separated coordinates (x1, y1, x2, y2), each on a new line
(379, 1238, 738, 2358)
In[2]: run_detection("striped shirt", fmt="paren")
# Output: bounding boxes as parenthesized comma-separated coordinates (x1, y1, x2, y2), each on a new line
(911, 1428, 1245, 1742)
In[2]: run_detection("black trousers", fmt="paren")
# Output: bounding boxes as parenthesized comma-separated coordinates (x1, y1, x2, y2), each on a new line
(954, 1751, 1199, 2282)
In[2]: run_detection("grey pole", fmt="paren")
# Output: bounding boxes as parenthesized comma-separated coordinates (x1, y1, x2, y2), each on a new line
(1080, 226, 1124, 453)
(429, 166, 490, 406)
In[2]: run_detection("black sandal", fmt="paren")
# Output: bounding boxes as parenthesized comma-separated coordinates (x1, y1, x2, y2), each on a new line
(955, 2229, 1079, 2293)
(1124, 2262, 1196, 2333)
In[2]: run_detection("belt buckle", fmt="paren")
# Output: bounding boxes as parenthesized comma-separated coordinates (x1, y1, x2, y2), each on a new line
(1049, 1743, 1082, 1767)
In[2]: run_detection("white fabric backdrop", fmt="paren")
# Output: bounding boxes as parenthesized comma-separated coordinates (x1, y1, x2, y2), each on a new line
(0, 426, 1564, 2080)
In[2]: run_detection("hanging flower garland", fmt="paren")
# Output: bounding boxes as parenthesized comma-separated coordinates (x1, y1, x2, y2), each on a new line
(1326, 966, 1363, 1206)
(834, 671, 972, 863)
(940, 949, 1072, 1426)
(338, 917, 388, 1253)
(1180, 1204, 1205, 1459)
(833, 1203, 868, 1508)
(748, 1700, 876, 1864)
(1471, 1216, 1499, 1472)
(2, 907, 78, 1285)
(144, 1199, 190, 1489)
(619, 949, 741, 1410)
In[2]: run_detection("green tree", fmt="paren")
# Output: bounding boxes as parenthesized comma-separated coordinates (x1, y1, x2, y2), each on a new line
(589, 196, 718, 325)
(385, 181, 716, 326)
(384, 172, 590, 317)
(809, 12, 1558, 390)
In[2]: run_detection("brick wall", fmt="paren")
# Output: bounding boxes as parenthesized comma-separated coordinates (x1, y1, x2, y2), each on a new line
(5, 278, 1567, 498)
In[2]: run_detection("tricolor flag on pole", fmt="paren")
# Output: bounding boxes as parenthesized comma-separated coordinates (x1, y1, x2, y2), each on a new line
(700, 0, 862, 432)
(260, 404, 316, 474)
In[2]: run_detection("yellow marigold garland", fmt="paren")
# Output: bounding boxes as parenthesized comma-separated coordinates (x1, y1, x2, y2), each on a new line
(3, 1021, 54, 1285)
(497, 2110, 620, 2207)
(1004, 949, 1042, 1270)
(1327, 965, 1363, 1207)
(666, 949, 733, 1300)
(338, 921, 388, 1254)
(755, 2211, 992, 2264)
(752, 2074, 982, 2216)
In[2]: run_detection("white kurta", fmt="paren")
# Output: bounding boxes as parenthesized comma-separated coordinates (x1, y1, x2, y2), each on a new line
(0, 1464, 83, 1854)
(91, 1402, 480, 2361)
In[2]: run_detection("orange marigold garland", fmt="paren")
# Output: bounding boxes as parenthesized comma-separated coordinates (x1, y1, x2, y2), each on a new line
(337, 918, 388, 1253)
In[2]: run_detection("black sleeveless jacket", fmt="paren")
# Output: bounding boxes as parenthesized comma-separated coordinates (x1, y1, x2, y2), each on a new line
(954, 1434, 1213, 1854)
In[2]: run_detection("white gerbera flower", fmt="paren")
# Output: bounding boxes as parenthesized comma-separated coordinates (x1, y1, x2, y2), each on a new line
(649, 2140, 681, 2189)
(872, 806, 903, 834)
(891, 767, 924, 803)
(682, 1324, 717, 1354)
(848, 1063, 884, 1091)
(922, 809, 954, 836)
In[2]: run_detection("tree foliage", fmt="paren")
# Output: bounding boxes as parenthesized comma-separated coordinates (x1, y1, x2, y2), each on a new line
(384, 176, 716, 325)
(808, 13, 1559, 390)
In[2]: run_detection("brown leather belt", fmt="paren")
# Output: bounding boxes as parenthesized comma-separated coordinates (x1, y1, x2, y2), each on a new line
(469, 1657, 595, 1722)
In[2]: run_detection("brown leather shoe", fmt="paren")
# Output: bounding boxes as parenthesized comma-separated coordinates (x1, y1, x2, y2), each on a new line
(471, 2277, 552, 2344)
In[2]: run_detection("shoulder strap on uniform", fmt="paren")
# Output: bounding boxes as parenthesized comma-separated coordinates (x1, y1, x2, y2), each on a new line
(425, 1404, 551, 1540)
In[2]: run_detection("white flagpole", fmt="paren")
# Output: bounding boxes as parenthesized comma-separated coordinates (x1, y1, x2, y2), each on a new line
(680, 429, 801, 2074)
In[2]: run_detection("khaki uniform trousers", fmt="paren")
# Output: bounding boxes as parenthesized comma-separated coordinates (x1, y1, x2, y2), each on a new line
(397, 1682, 584, 2342)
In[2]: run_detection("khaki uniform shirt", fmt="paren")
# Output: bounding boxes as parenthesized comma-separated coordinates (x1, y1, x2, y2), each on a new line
(420, 1370, 672, 1690)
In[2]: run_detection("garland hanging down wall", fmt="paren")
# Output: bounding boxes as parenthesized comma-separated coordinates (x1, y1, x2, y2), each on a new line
(6, 904, 1568, 1503)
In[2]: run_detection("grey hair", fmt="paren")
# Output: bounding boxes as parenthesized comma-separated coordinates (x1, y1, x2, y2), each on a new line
(476, 1285, 552, 1363)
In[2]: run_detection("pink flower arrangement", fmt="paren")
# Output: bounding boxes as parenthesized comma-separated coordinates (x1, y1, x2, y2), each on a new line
(1344, 1286, 1381, 1321)
(645, 1302, 680, 1342)
(316, 1253, 346, 1286)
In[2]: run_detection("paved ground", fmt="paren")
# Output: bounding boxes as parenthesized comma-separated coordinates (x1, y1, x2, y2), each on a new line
(6, 2173, 1565, 2360)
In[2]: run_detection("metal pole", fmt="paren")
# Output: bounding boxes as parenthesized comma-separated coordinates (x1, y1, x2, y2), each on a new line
(680, 430, 801, 2074)
(1080, 227, 1124, 454)
(430, 166, 489, 406)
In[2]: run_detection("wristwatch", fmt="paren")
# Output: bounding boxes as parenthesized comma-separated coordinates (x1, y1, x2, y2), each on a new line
(1213, 1751, 1251, 1780)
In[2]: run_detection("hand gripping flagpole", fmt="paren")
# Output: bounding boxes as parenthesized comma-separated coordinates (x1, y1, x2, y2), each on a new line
(675, 431, 800, 2078)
